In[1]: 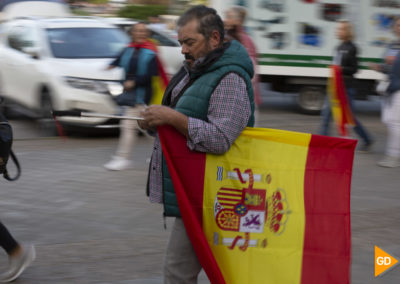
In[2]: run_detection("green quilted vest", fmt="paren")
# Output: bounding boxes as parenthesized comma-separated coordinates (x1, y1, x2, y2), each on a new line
(162, 40, 255, 217)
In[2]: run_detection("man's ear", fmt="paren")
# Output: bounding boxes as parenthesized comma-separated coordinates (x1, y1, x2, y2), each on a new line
(209, 30, 221, 49)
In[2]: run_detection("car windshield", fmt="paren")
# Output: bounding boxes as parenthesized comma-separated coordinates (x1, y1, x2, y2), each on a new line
(47, 27, 129, 58)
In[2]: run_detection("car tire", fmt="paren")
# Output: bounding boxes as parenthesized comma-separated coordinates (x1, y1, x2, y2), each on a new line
(37, 91, 58, 136)
(297, 86, 325, 115)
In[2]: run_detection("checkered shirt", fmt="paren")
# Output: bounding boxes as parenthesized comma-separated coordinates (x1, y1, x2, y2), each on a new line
(148, 70, 251, 203)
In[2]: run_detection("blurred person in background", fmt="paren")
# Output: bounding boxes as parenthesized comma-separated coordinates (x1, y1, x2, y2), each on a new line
(319, 20, 373, 151)
(0, 222, 35, 282)
(371, 17, 400, 167)
(148, 15, 167, 32)
(104, 22, 159, 171)
(224, 6, 261, 124)
(139, 5, 255, 283)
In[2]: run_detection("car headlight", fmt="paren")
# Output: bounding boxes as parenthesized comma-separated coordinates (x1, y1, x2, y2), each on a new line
(64, 77, 123, 96)
(107, 81, 124, 97)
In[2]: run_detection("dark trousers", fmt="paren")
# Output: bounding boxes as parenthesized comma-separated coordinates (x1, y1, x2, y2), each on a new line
(0, 222, 19, 255)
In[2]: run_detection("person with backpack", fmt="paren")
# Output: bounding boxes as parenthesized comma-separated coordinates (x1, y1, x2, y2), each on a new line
(1, 103, 35, 282)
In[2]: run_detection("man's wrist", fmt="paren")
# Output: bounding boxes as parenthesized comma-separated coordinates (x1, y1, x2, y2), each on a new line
(168, 110, 188, 137)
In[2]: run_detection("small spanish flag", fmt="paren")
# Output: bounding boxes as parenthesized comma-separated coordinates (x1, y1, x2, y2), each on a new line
(149, 54, 169, 105)
(327, 65, 355, 137)
(159, 125, 356, 284)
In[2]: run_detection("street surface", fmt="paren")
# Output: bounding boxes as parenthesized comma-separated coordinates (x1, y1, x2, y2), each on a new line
(1, 92, 399, 283)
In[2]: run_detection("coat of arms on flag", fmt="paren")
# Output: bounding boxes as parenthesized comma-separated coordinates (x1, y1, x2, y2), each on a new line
(213, 168, 290, 251)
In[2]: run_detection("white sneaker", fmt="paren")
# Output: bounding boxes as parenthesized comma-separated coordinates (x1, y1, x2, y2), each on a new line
(0, 244, 36, 283)
(104, 157, 133, 171)
(377, 156, 400, 168)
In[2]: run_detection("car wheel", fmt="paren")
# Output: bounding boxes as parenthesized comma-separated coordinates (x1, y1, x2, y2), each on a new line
(297, 86, 325, 115)
(38, 91, 58, 136)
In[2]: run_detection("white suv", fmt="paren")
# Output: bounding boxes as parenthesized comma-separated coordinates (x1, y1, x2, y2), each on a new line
(0, 16, 129, 128)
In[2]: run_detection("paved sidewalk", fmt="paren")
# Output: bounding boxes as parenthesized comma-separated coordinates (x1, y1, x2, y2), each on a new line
(0, 136, 208, 283)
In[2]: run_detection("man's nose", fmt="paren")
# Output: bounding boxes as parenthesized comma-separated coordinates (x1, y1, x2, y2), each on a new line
(181, 45, 188, 54)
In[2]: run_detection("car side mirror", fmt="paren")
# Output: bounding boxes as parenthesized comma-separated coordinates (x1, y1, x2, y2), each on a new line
(22, 46, 41, 59)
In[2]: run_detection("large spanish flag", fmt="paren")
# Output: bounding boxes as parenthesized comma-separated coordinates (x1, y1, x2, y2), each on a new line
(158, 125, 356, 284)
(327, 65, 355, 137)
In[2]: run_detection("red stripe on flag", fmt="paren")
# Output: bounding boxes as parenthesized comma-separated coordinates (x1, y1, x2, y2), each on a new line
(301, 134, 356, 284)
(158, 125, 226, 284)
(218, 198, 241, 202)
(217, 192, 242, 197)
(332, 65, 355, 136)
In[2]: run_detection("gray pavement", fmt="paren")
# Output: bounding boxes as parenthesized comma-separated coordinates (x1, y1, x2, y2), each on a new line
(1, 94, 400, 283)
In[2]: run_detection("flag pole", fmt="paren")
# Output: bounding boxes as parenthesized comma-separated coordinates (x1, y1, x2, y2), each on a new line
(52, 110, 144, 121)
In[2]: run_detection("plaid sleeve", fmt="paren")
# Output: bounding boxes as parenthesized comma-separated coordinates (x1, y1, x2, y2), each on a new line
(187, 72, 251, 154)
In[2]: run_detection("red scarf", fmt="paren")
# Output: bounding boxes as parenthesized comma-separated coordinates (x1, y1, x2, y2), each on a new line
(129, 40, 169, 87)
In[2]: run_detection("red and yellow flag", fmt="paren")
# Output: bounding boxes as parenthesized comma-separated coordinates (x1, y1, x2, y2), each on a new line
(159, 125, 356, 284)
(327, 65, 355, 136)
(149, 56, 169, 105)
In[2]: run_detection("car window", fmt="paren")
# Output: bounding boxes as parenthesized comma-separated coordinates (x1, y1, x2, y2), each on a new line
(150, 30, 179, 47)
(46, 27, 129, 58)
(7, 25, 38, 52)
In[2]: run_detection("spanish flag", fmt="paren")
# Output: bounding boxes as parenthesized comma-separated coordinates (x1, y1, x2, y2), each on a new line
(159, 125, 356, 284)
(327, 65, 355, 137)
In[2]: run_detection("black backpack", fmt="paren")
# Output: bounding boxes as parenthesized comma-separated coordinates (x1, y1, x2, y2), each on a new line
(0, 111, 21, 181)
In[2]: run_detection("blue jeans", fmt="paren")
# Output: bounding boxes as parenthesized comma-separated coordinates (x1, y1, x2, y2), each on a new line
(320, 88, 372, 144)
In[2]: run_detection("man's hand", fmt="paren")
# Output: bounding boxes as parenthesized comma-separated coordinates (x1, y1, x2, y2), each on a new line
(141, 105, 188, 137)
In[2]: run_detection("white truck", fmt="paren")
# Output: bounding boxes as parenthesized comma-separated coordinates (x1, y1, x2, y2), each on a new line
(211, 0, 391, 113)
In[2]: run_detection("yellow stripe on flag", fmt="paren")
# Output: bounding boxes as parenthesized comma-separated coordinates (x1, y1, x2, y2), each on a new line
(150, 76, 164, 105)
(203, 127, 311, 284)
(328, 68, 342, 126)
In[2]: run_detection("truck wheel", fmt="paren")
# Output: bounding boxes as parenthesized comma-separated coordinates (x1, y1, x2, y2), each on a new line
(297, 86, 325, 115)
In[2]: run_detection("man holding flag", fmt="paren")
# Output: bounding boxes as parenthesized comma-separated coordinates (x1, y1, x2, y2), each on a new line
(139, 5, 255, 283)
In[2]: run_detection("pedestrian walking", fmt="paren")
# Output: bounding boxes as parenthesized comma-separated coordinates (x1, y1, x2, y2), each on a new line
(224, 6, 262, 122)
(0, 222, 35, 282)
(371, 17, 400, 167)
(378, 53, 400, 168)
(319, 20, 373, 151)
(104, 23, 159, 171)
(139, 5, 255, 283)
